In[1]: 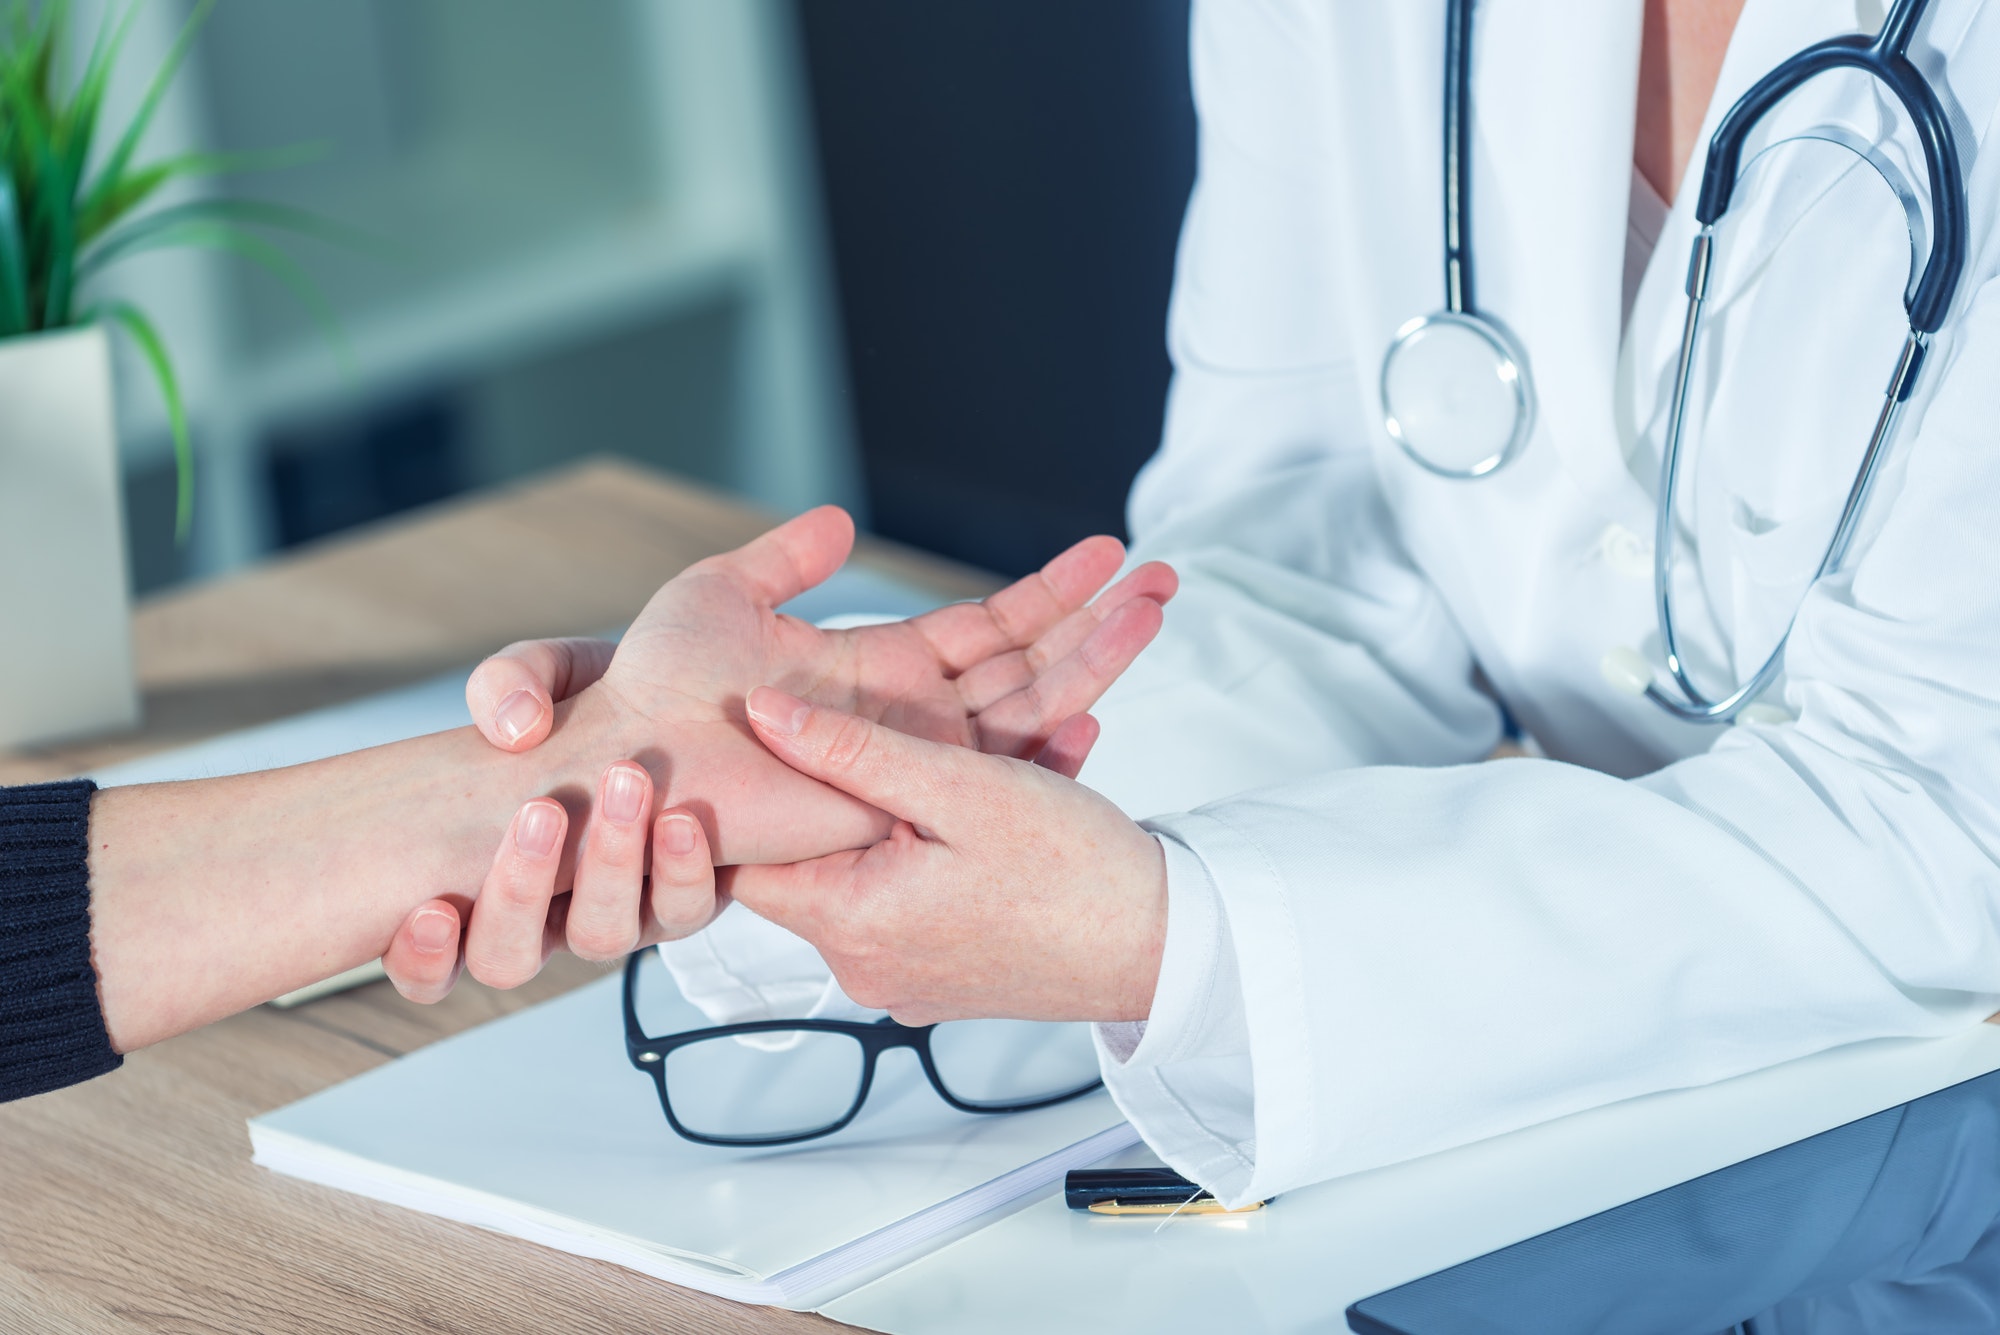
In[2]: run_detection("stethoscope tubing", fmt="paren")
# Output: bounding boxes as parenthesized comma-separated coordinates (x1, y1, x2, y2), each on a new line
(1379, 0, 1536, 482)
(1442, 0, 1474, 315)
(1693, 8, 1966, 333)
(1648, 0, 1959, 722)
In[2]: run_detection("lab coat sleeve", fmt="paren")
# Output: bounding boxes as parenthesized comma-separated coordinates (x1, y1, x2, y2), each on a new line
(1094, 834, 1257, 1190)
(1125, 0, 1379, 538)
(1109, 279, 2000, 1210)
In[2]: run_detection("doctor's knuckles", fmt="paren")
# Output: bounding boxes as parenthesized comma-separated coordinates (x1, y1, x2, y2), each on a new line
(731, 685, 1168, 1028)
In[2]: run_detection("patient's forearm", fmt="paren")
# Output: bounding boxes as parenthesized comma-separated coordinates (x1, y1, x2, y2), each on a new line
(87, 697, 635, 1052)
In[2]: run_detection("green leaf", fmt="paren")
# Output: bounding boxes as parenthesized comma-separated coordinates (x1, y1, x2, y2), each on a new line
(78, 195, 381, 279)
(0, 19, 64, 330)
(58, 0, 146, 198)
(0, 109, 25, 336)
(0, 32, 55, 172)
(21, 133, 76, 330)
(16, 0, 61, 110)
(0, 171, 29, 337)
(37, 144, 76, 328)
(87, 217, 351, 368)
(89, 298, 193, 543)
(75, 143, 329, 246)
(76, 0, 216, 239)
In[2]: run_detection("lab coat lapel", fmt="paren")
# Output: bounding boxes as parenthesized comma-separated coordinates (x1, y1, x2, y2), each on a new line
(1469, 0, 1643, 519)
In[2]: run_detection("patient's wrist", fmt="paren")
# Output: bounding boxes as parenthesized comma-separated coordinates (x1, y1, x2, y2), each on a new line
(85, 684, 690, 1052)
(529, 683, 676, 816)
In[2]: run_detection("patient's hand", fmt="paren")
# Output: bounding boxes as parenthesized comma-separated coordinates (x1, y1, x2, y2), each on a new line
(499, 506, 1170, 866)
(381, 507, 1173, 1000)
(464, 510, 1173, 770)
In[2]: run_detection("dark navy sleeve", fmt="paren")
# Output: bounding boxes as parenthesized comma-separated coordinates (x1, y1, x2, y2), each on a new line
(0, 780, 120, 1102)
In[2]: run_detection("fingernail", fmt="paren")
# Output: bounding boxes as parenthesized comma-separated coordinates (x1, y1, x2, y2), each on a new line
(516, 800, 563, 858)
(659, 812, 697, 856)
(495, 689, 545, 745)
(411, 908, 455, 954)
(746, 687, 810, 737)
(604, 765, 648, 824)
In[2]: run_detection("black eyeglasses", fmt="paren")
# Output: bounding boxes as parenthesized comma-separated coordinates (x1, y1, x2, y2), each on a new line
(621, 951, 1104, 1146)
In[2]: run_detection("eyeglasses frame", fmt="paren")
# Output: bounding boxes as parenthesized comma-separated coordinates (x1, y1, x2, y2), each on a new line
(621, 950, 1103, 1147)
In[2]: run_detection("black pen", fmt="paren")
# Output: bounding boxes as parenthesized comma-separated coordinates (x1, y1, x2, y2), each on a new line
(1064, 1167, 1269, 1215)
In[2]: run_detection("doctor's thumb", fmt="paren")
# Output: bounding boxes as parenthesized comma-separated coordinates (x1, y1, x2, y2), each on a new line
(744, 686, 962, 828)
(717, 863, 823, 942)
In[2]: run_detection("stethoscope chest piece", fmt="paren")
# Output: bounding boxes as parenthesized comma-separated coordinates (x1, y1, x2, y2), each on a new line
(1381, 310, 1535, 479)
(1379, 0, 1535, 481)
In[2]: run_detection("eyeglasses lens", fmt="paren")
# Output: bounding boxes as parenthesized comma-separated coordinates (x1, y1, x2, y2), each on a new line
(663, 1030, 867, 1142)
(926, 1019, 1102, 1109)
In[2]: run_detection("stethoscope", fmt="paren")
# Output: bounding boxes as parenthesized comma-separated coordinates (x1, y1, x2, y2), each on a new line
(1379, 0, 1968, 724)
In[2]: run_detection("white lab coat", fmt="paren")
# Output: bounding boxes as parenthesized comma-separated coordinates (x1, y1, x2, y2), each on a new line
(667, 0, 2000, 1211)
(1077, 0, 2000, 1208)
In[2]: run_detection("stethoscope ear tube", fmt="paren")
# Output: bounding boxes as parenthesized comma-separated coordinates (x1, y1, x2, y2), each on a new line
(1693, 0, 1964, 332)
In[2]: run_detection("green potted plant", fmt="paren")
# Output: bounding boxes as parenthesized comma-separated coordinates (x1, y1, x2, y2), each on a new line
(0, 0, 332, 747)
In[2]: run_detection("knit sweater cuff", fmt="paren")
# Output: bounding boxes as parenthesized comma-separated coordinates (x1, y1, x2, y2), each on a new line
(0, 780, 119, 1102)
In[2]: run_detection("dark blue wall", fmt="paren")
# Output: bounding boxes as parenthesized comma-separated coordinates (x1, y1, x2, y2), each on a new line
(795, 1, 1197, 575)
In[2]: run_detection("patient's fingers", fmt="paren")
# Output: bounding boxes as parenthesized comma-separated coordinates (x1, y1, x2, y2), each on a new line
(382, 898, 465, 1004)
(703, 505, 856, 608)
(973, 598, 1165, 758)
(567, 763, 655, 961)
(466, 637, 617, 752)
(463, 798, 570, 989)
(911, 535, 1128, 675)
(954, 560, 1178, 713)
(641, 808, 724, 944)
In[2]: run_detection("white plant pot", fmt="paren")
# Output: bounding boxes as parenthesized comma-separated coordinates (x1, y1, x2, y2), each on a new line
(0, 325, 141, 748)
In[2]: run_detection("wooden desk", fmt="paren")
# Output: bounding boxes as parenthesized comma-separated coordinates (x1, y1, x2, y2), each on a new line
(0, 460, 1000, 1334)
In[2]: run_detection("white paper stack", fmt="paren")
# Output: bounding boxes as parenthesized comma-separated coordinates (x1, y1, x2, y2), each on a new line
(250, 954, 1136, 1310)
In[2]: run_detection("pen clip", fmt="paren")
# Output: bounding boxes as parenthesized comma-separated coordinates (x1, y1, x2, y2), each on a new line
(1084, 1198, 1266, 1216)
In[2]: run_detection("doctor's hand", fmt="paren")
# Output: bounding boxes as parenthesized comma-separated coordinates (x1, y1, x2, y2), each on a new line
(378, 705, 1117, 1002)
(720, 687, 1168, 1026)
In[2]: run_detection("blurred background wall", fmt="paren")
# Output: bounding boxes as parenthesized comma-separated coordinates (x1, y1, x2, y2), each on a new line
(796, 1, 1196, 575)
(92, 0, 1195, 592)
